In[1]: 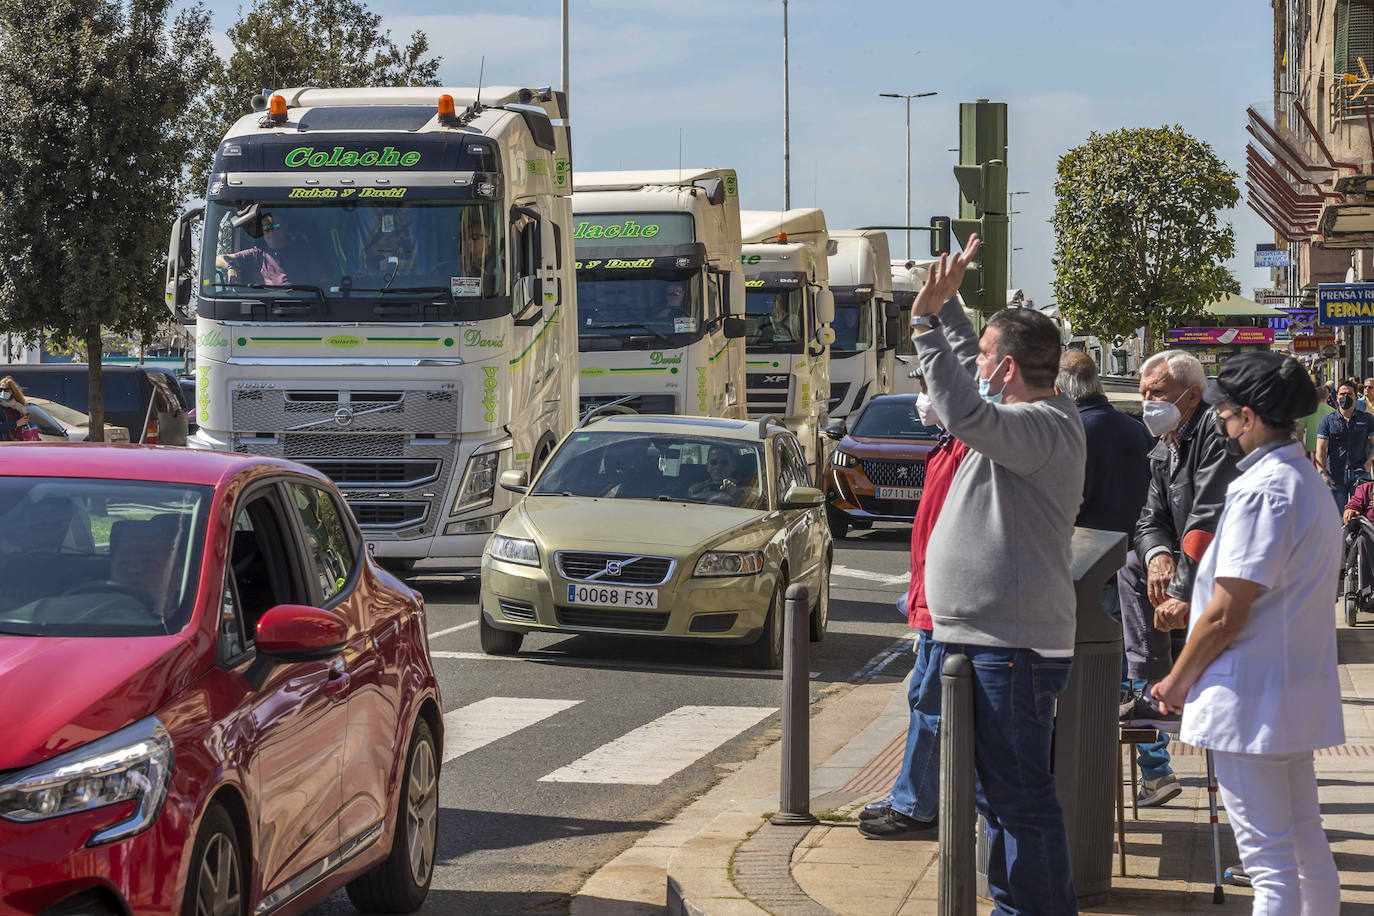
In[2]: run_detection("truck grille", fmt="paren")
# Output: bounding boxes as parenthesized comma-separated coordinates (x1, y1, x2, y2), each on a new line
(556, 607, 670, 631)
(746, 372, 790, 418)
(232, 386, 459, 434)
(580, 393, 677, 415)
(304, 459, 440, 487)
(860, 458, 927, 488)
(347, 502, 427, 528)
(556, 551, 674, 585)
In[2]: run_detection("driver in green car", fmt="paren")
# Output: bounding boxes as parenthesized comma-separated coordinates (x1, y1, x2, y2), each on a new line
(688, 445, 744, 501)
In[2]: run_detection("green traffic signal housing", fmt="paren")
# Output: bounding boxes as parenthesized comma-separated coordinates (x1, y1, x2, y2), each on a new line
(954, 100, 1009, 315)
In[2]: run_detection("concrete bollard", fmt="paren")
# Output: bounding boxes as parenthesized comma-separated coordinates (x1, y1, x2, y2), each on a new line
(938, 653, 974, 916)
(771, 583, 817, 827)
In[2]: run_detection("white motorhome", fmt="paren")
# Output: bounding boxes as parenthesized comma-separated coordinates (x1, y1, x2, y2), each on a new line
(739, 208, 835, 478)
(165, 86, 577, 572)
(571, 169, 746, 416)
(827, 230, 896, 417)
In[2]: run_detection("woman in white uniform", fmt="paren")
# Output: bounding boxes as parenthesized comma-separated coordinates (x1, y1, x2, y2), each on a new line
(1153, 351, 1344, 915)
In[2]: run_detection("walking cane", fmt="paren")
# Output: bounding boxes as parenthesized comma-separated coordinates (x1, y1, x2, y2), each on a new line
(1205, 749, 1224, 904)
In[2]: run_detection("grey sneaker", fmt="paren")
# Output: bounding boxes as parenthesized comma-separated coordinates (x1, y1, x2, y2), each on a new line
(1136, 773, 1182, 807)
(1120, 691, 1181, 730)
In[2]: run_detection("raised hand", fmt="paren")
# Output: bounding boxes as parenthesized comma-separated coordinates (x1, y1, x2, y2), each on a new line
(912, 234, 981, 317)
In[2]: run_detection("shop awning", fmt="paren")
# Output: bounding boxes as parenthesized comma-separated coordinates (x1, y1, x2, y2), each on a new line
(1202, 293, 1285, 318)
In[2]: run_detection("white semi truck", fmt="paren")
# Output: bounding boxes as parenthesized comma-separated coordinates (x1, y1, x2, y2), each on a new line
(739, 208, 835, 479)
(826, 229, 897, 418)
(889, 258, 984, 396)
(165, 85, 577, 572)
(570, 169, 746, 417)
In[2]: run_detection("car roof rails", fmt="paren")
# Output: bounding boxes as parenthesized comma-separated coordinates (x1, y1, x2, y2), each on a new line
(757, 415, 788, 439)
(577, 395, 638, 429)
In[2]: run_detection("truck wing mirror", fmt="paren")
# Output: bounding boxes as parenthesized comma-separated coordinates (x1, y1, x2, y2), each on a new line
(164, 206, 203, 326)
(230, 203, 263, 237)
(722, 316, 746, 339)
(693, 177, 726, 205)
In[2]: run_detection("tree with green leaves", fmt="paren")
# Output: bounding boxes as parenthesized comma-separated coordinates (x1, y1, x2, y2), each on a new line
(194, 0, 441, 190)
(1051, 125, 1241, 352)
(0, 0, 216, 439)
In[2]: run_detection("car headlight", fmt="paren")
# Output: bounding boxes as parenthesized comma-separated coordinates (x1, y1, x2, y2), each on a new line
(452, 439, 511, 515)
(830, 449, 857, 468)
(694, 550, 764, 577)
(488, 533, 540, 566)
(0, 716, 172, 846)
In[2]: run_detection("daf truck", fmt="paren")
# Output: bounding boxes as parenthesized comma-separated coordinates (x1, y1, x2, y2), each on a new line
(739, 208, 835, 479)
(571, 169, 746, 416)
(165, 85, 577, 572)
(827, 229, 897, 418)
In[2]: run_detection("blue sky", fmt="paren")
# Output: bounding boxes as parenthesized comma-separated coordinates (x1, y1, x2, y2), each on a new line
(204, 0, 1275, 308)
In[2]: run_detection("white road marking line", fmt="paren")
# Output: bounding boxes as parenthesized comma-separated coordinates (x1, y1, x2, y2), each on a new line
(427, 621, 477, 639)
(538, 705, 776, 785)
(441, 697, 582, 763)
(851, 639, 913, 681)
(830, 564, 909, 587)
(427, 650, 816, 678)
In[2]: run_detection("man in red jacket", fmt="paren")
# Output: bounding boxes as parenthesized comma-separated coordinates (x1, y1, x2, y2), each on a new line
(861, 385, 969, 838)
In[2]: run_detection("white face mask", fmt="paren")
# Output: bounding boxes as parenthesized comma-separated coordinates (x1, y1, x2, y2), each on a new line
(916, 392, 941, 428)
(1141, 390, 1190, 438)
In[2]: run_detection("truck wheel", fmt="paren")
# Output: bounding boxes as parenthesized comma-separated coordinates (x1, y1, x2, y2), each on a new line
(745, 582, 785, 669)
(480, 614, 524, 655)
(181, 805, 245, 916)
(346, 719, 438, 913)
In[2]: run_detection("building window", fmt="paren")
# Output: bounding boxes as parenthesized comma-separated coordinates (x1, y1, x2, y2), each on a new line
(1336, 0, 1374, 79)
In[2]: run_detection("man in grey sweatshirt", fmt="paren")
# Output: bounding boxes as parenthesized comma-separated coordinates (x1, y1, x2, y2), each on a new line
(909, 239, 1086, 914)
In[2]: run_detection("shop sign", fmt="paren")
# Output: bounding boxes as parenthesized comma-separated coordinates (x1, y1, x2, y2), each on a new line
(1317, 283, 1374, 326)
(1164, 327, 1275, 345)
(1254, 249, 1290, 267)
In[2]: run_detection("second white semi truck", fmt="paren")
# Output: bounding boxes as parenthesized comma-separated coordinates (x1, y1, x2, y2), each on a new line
(571, 169, 746, 417)
(739, 208, 835, 480)
(826, 229, 897, 418)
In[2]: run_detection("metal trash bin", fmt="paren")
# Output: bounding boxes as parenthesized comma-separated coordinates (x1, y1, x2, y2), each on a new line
(976, 526, 1126, 904)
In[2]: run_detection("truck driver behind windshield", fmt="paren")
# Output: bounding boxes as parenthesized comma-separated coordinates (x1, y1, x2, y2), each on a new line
(216, 212, 323, 287)
(454, 206, 498, 296)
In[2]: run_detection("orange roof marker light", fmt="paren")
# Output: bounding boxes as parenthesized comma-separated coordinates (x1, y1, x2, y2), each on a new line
(777, 231, 788, 243)
(268, 94, 287, 124)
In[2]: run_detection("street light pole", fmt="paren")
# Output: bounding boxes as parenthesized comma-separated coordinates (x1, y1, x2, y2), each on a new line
(783, 0, 790, 209)
(1007, 190, 1029, 289)
(879, 91, 938, 259)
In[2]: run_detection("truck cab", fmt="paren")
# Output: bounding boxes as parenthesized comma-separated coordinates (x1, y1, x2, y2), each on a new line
(571, 169, 746, 417)
(739, 208, 835, 481)
(827, 230, 897, 418)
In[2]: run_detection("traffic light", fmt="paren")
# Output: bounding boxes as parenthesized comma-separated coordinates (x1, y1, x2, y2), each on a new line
(952, 100, 1009, 315)
(929, 216, 951, 257)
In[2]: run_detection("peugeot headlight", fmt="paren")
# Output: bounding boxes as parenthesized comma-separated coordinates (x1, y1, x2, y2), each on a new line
(830, 449, 857, 468)
(488, 534, 540, 567)
(694, 551, 764, 577)
(453, 439, 511, 514)
(0, 716, 173, 846)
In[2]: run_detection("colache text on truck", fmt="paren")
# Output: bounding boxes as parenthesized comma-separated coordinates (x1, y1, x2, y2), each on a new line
(165, 85, 578, 573)
(570, 169, 747, 418)
(739, 208, 836, 482)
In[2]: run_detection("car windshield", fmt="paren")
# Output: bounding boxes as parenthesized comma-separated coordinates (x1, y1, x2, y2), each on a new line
(0, 479, 210, 637)
(532, 431, 767, 509)
(851, 401, 941, 440)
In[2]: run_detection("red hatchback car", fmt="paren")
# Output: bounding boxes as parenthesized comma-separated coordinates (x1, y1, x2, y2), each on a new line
(0, 445, 442, 916)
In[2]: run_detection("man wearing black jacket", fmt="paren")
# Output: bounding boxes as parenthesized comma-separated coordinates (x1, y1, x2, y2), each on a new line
(1124, 350, 1241, 720)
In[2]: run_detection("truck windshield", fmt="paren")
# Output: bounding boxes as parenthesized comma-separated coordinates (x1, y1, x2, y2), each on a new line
(745, 289, 805, 354)
(832, 303, 872, 353)
(200, 199, 503, 311)
(577, 271, 703, 350)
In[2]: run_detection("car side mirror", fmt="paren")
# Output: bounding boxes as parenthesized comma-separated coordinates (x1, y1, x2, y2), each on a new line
(722, 316, 746, 339)
(500, 469, 529, 494)
(243, 605, 348, 690)
(823, 422, 846, 441)
(780, 485, 825, 509)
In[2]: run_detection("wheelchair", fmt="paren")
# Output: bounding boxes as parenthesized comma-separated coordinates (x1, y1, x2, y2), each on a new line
(1342, 516, 1374, 628)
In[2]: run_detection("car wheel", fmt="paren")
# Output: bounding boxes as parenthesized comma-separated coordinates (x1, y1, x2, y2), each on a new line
(479, 613, 524, 655)
(181, 805, 245, 916)
(346, 719, 439, 913)
(746, 581, 786, 669)
(826, 505, 848, 539)
(810, 560, 830, 643)
(378, 558, 416, 575)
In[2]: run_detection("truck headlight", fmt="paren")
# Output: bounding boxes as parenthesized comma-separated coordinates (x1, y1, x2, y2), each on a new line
(694, 551, 764, 577)
(830, 449, 857, 468)
(0, 716, 173, 846)
(488, 534, 540, 566)
(452, 439, 511, 515)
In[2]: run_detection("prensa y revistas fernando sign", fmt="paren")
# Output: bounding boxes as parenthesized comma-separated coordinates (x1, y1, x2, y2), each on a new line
(1318, 283, 1374, 326)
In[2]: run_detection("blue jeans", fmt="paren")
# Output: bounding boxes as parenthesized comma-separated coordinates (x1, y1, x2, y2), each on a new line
(1101, 581, 1172, 781)
(888, 629, 941, 821)
(1329, 467, 1366, 509)
(929, 641, 1077, 915)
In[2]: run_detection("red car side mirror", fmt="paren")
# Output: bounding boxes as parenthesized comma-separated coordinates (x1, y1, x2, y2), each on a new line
(255, 605, 347, 660)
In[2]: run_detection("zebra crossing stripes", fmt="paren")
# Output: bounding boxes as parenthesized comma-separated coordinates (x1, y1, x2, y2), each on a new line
(537, 705, 777, 785)
(441, 697, 582, 763)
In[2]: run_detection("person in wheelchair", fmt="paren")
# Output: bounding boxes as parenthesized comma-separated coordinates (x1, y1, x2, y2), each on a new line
(1342, 479, 1374, 602)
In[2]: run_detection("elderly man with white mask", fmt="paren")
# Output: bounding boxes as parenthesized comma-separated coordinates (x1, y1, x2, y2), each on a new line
(1153, 352, 1343, 914)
